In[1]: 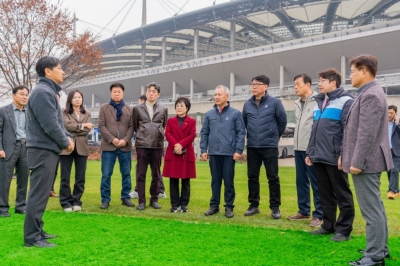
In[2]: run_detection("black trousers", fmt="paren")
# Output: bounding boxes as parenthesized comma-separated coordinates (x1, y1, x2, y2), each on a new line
(134, 162, 165, 193)
(51, 159, 59, 192)
(136, 148, 163, 204)
(209, 155, 235, 209)
(59, 149, 88, 208)
(0, 141, 28, 213)
(313, 163, 355, 235)
(247, 148, 280, 209)
(169, 178, 190, 208)
(24, 148, 59, 244)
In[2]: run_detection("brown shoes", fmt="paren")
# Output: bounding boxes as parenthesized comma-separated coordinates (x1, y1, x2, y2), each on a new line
(387, 191, 396, 200)
(309, 217, 323, 227)
(49, 191, 59, 198)
(288, 212, 310, 220)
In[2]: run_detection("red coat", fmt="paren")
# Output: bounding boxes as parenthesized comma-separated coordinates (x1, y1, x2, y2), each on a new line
(162, 115, 196, 179)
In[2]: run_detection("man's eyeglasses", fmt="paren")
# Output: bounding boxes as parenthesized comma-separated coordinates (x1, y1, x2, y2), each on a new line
(251, 83, 266, 87)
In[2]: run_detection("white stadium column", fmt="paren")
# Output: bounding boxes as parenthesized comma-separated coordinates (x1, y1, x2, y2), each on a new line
(194, 30, 199, 59)
(162, 37, 167, 65)
(230, 21, 235, 52)
(341, 56, 346, 83)
(91, 93, 94, 108)
(190, 79, 194, 99)
(230, 72, 235, 92)
(280, 65, 284, 94)
(141, 86, 144, 95)
(172, 81, 176, 101)
(141, 44, 146, 69)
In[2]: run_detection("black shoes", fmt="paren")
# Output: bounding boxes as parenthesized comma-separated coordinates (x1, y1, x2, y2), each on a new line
(244, 207, 260, 216)
(310, 228, 334, 235)
(0, 211, 10, 217)
(170, 207, 179, 213)
(225, 208, 234, 218)
(204, 207, 219, 216)
(348, 256, 385, 266)
(181, 206, 188, 213)
(42, 233, 58, 239)
(25, 239, 57, 248)
(15, 209, 26, 214)
(122, 198, 135, 207)
(358, 249, 390, 259)
(150, 202, 161, 209)
(330, 233, 350, 242)
(100, 202, 109, 209)
(137, 203, 145, 210)
(271, 209, 281, 219)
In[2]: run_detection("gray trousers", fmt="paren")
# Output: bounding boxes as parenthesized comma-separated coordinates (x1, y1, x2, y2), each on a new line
(24, 148, 59, 244)
(0, 141, 28, 213)
(352, 172, 389, 260)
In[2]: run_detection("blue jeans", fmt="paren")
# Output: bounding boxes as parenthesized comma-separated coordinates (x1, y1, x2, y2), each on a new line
(294, 151, 322, 219)
(387, 152, 400, 193)
(101, 149, 132, 203)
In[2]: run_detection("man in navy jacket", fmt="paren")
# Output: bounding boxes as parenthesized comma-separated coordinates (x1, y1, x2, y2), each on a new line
(200, 85, 245, 218)
(242, 75, 287, 219)
(306, 68, 355, 242)
(387, 105, 400, 199)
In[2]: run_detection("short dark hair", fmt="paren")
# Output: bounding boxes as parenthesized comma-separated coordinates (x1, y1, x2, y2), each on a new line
(139, 95, 147, 101)
(252, 75, 270, 86)
(389, 105, 397, 113)
(175, 96, 191, 113)
(35, 56, 60, 77)
(64, 90, 86, 114)
(318, 68, 341, 88)
(146, 82, 161, 93)
(110, 82, 125, 91)
(294, 74, 312, 85)
(350, 54, 378, 77)
(12, 85, 29, 95)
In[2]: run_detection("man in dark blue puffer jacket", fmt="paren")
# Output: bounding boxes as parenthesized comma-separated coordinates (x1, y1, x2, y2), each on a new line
(242, 75, 287, 219)
(200, 85, 246, 218)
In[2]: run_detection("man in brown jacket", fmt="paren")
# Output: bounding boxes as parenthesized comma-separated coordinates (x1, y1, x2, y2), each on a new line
(98, 83, 134, 209)
(341, 55, 393, 266)
(133, 82, 168, 210)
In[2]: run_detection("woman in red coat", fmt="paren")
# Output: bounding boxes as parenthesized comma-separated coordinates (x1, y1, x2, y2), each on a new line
(162, 97, 196, 212)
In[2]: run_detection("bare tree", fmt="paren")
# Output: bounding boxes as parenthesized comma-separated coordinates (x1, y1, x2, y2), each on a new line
(0, 0, 102, 98)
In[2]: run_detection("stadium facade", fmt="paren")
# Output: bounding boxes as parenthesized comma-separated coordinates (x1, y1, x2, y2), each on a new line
(66, 0, 400, 132)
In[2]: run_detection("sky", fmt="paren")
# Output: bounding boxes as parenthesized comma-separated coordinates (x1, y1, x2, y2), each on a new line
(53, 0, 231, 40)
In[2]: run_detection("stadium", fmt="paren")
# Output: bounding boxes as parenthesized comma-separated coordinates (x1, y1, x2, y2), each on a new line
(66, 0, 400, 150)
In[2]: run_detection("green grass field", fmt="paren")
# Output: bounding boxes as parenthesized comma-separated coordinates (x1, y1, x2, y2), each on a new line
(1, 161, 399, 265)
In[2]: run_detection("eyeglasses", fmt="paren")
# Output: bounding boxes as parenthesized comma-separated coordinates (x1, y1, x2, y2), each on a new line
(16, 93, 29, 97)
(251, 83, 266, 87)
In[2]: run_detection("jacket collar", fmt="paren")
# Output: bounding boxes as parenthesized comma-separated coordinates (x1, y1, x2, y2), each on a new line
(314, 87, 349, 103)
(213, 101, 230, 113)
(295, 91, 317, 104)
(38, 77, 62, 94)
(250, 92, 269, 103)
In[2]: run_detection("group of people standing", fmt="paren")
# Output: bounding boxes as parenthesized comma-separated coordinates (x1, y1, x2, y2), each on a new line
(0, 54, 395, 266)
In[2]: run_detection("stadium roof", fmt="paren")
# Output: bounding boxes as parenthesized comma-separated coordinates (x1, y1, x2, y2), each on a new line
(95, 0, 400, 76)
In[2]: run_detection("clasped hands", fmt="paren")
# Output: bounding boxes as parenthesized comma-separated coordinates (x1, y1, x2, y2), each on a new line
(174, 143, 183, 154)
(112, 138, 127, 148)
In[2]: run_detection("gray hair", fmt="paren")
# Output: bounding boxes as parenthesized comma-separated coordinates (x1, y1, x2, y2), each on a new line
(215, 85, 230, 96)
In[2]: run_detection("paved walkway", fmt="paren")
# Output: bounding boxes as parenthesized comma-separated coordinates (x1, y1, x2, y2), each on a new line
(278, 156, 295, 167)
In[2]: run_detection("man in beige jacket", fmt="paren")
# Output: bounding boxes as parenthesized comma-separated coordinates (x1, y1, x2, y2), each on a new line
(98, 82, 134, 209)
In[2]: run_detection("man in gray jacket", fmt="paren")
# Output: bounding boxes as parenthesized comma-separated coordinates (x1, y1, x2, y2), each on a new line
(24, 56, 74, 248)
(0, 85, 29, 217)
(200, 85, 245, 218)
(288, 74, 322, 227)
(342, 54, 393, 266)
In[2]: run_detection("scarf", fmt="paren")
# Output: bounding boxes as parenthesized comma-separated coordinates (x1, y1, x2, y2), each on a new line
(109, 99, 125, 121)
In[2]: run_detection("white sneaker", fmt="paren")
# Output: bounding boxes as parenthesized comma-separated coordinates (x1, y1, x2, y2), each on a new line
(64, 207, 73, 212)
(129, 191, 138, 199)
(73, 206, 82, 212)
(158, 192, 167, 198)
